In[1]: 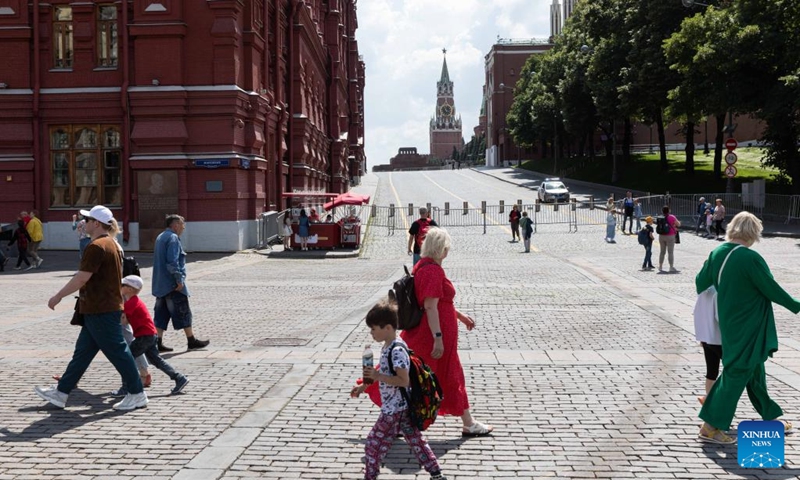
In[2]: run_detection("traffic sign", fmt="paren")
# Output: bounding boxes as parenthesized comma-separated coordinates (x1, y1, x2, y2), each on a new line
(725, 152, 738, 165)
(725, 138, 738, 150)
(725, 165, 738, 178)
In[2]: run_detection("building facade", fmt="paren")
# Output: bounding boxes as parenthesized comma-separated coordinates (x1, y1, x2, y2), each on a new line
(429, 51, 462, 161)
(0, 0, 366, 251)
(484, 39, 552, 167)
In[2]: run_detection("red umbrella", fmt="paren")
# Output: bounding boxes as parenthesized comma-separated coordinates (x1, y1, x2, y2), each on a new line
(323, 192, 371, 211)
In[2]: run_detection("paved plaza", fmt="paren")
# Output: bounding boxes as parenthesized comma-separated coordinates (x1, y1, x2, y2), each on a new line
(3, 170, 800, 479)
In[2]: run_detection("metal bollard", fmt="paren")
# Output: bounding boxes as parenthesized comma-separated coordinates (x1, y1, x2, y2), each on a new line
(463, 201, 468, 215)
(589, 197, 595, 210)
(445, 202, 450, 215)
(389, 203, 395, 217)
(571, 198, 577, 211)
(535, 200, 540, 213)
(554, 202, 559, 212)
(481, 201, 486, 214)
(426, 202, 431, 213)
(517, 199, 522, 208)
(371, 204, 377, 217)
(499, 200, 504, 214)
(408, 203, 414, 216)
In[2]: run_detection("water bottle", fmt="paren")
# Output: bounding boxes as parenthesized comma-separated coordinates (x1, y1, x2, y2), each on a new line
(362, 345, 374, 385)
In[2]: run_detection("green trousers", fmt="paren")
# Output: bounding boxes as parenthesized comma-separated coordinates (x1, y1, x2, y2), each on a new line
(699, 361, 783, 431)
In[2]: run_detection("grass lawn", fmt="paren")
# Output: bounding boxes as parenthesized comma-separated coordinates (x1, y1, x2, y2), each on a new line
(519, 147, 784, 194)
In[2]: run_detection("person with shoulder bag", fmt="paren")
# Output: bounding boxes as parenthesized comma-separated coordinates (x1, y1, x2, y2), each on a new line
(657, 205, 681, 273)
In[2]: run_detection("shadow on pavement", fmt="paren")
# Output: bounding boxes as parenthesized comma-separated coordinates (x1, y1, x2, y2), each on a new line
(701, 442, 800, 478)
(381, 437, 468, 474)
(0, 389, 125, 442)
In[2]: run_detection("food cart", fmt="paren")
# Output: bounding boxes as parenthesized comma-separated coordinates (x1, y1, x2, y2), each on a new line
(323, 192, 370, 248)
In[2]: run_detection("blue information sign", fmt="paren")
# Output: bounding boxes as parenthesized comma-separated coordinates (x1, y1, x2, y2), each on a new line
(194, 159, 230, 168)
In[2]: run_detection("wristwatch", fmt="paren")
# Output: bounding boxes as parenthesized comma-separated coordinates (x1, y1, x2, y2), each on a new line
(434, 332, 442, 338)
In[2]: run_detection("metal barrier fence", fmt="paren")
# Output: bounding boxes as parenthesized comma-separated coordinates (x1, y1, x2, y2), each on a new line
(367, 193, 800, 236)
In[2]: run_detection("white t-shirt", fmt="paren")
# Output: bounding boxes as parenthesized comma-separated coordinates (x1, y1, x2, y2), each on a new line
(379, 339, 411, 415)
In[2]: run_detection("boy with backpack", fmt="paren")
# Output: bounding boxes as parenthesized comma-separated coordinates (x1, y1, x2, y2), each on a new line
(351, 299, 447, 480)
(637, 216, 655, 271)
(407, 207, 437, 266)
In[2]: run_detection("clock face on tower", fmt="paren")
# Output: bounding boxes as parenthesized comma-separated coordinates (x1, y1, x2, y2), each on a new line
(439, 104, 453, 117)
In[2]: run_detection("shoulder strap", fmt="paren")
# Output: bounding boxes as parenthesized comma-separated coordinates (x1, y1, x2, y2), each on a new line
(717, 245, 744, 286)
(386, 341, 409, 375)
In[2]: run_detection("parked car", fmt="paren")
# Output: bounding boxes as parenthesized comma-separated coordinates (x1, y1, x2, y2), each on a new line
(537, 178, 570, 203)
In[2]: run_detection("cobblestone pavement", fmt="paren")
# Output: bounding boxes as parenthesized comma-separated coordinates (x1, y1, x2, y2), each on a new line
(3, 171, 800, 479)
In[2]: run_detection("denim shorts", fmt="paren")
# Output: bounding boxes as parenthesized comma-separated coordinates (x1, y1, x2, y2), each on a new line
(153, 291, 193, 330)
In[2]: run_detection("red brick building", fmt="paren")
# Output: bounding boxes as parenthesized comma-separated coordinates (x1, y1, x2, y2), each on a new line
(429, 51, 463, 161)
(0, 0, 365, 251)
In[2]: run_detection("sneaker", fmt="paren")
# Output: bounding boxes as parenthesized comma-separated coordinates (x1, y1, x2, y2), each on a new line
(36, 258, 43, 268)
(157, 339, 174, 353)
(698, 424, 735, 444)
(431, 474, 448, 480)
(24, 265, 35, 271)
(187, 337, 210, 350)
(112, 392, 148, 411)
(34, 385, 68, 408)
(109, 387, 129, 397)
(13, 266, 21, 271)
(171, 375, 190, 395)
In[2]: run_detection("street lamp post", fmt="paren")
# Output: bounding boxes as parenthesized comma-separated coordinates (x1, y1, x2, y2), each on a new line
(611, 119, 618, 183)
(553, 115, 558, 176)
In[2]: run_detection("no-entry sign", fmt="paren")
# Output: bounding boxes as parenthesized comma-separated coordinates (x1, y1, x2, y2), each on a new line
(725, 138, 738, 151)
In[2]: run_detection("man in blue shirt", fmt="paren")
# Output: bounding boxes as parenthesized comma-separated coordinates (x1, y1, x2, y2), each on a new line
(152, 214, 210, 352)
(622, 191, 635, 234)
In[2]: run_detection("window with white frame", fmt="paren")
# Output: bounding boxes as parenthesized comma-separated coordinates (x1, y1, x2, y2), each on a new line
(97, 5, 118, 67)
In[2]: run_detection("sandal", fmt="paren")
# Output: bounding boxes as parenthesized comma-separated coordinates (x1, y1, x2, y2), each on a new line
(698, 424, 735, 444)
(462, 421, 494, 437)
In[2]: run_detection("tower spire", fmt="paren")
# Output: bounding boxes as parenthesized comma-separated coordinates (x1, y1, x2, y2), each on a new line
(439, 48, 450, 84)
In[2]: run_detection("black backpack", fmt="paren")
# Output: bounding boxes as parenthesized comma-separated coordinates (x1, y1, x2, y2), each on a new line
(637, 228, 650, 245)
(387, 343, 443, 431)
(122, 256, 141, 277)
(655, 216, 670, 235)
(388, 264, 430, 330)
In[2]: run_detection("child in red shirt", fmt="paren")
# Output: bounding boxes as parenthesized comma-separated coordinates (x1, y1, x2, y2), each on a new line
(120, 275, 189, 395)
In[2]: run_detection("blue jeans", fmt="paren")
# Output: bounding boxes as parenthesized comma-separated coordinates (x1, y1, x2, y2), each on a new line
(154, 291, 193, 330)
(606, 224, 616, 240)
(642, 244, 653, 268)
(412, 253, 421, 267)
(58, 311, 143, 395)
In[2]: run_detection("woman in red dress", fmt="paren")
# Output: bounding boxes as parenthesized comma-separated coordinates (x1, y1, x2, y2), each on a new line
(401, 227, 494, 437)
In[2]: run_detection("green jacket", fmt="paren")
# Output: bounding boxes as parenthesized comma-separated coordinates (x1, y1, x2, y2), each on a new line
(696, 243, 800, 369)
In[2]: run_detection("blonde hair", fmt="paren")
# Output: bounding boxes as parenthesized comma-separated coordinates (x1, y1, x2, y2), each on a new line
(420, 227, 451, 261)
(725, 211, 762, 244)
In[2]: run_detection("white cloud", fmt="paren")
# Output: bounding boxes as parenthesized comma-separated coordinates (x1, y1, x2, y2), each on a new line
(357, 0, 552, 168)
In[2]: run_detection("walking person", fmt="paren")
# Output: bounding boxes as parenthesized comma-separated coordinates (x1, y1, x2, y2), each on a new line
(696, 211, 800, 444)
(695, 197, 709, 234)
(509, 204, 521, 242)
(8, 220, 33, 271)
(605, 209, 617, 243)
(633, 199, 643, 233)
(639, 216, 655, 270)
(298, 208, 311, 251)
(519, 211, 533, 253)
(72, 213, 92, 258)
(712, 198, 726, 240)
(401, 227, 494, 437)
(407, 207, 437, 266)
(351, 300, 447, 480)
(621, 191, 635, 234)
(704, 208, 714, 238)
(658, 206, 680, 273)
(26, 210, 44, 268)
(152, 214, 210, 352)
(35, 205, 148, 411)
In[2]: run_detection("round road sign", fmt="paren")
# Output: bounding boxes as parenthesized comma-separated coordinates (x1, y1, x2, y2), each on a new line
(725, 165, 738, 178)
(725, 152, 738, 165)
(725, 138, 738, 150)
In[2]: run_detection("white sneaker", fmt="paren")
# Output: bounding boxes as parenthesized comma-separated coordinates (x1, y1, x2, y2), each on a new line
(35, 385, 68, 408)
(36, 258, 43, 268)
(112, 392, 148, 411)
(24, 265, 35, 271)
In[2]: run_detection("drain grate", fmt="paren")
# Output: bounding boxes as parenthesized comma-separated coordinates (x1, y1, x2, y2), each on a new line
(253, 337, 310, 347)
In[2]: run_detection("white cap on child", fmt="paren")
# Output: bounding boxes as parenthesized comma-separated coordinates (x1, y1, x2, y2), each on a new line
(121, 275, 143, 290)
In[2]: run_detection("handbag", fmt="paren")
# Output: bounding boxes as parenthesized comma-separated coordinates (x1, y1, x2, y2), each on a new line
(693, 245, 743, 344)
(675, 229, 681, 244)
(70, 296, 84, 326)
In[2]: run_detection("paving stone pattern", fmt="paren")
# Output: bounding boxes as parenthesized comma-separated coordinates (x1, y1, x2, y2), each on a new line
(3, 170, 800, 478)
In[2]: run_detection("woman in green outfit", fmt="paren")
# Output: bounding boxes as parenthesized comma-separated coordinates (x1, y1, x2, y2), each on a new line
(695, 211, 800, 444)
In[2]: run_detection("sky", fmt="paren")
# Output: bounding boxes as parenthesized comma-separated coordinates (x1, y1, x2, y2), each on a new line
(357, 0, 553, 168)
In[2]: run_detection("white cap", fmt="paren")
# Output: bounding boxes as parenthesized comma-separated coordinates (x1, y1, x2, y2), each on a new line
(121, 275, 143, 291)
(79, 205, 114, 225)
(699, 197, 705, 202)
